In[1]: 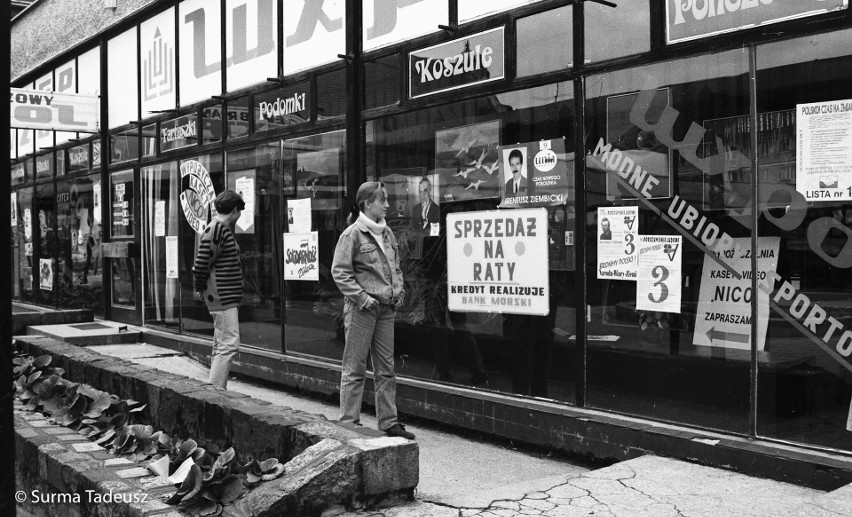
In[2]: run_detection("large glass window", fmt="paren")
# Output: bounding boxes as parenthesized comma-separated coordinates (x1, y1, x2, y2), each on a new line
(755, 28, 852, 452)
(516, 5, 572, 78)
(584, 50, 751, 432)
(143, 162, 181, 328)
(282, 130, 346, 359)
(227, 143, 283, 351)
(55, 176, 102, 313)
(366, 83, 577, 399)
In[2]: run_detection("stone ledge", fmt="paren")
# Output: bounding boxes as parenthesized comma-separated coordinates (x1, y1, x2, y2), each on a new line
(12, 307, 93, 335)
(14, 336, 419, 514)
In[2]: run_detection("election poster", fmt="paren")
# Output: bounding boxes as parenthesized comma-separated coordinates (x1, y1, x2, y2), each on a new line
(596, 206, 638, 280)
(636, 235, 681, 313)
(796, 99, 852, 202)
(693, 237, 780, 351)
(499, 138, 571, 209)
(283, 231, 319, 281)
(287, 197, 312, 233)
(447, 208, 549, 316)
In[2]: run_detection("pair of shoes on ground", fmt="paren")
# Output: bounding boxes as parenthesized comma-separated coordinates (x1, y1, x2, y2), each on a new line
(384, 423, 415, 440)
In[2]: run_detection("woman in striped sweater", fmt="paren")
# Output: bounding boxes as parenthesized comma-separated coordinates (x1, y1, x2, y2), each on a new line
(193, 190, 245, 389)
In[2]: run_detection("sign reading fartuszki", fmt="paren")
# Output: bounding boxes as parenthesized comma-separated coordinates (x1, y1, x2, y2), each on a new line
(447, 208, 549, 316)
(409, 27, 504, 99)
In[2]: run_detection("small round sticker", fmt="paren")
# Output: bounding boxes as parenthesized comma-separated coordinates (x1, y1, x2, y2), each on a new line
(534, 149, 557, 172)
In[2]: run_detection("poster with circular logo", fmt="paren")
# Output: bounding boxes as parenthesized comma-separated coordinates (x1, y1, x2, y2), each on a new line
(179, 160, 216, 234)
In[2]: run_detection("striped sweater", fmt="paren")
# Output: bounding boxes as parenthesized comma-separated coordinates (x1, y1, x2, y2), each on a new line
(192, 219, 243, 311)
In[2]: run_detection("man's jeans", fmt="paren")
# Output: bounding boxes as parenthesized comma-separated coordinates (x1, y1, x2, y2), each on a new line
(209, 307, 240, 389)
(340, 301, 398, 431)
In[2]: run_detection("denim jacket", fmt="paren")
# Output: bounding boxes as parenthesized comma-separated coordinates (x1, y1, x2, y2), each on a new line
(332, 218, 404, 309)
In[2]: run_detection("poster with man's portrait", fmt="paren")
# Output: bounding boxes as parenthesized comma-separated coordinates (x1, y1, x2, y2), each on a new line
(499, 139, 571, 209)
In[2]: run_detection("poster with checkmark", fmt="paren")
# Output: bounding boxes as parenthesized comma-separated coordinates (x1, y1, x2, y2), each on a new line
(636, 235, 682, 313)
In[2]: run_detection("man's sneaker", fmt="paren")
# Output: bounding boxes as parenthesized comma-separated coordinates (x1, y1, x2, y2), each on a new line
(384, 423, 415, 440)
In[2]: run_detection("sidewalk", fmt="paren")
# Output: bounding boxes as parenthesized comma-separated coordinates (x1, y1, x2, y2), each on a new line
(90, 343, 849, 517)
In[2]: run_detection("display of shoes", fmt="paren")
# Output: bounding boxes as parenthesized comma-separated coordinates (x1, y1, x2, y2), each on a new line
(384, 423, 415, 440)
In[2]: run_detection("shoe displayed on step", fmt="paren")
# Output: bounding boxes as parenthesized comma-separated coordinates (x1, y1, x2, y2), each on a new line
(384, 423, 415, 440)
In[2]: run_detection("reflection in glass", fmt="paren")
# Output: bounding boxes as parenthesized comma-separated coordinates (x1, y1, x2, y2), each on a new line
(366, 83, 577, 401)
(55, 177, 102, 313)
(585, 0, 650, 63)
(282, 130, 346, 358)
(227, 144, 283, 351)
(143, 162, 180, 328)
(584, 50, 750, 432)
(516, 5, 572, 78)
(755, 28, 852, 452)
(227, 97, 251, 140)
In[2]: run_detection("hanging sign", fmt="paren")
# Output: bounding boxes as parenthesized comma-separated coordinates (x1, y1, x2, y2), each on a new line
(796, 99, 852, 202)
(409, 27, 504, 99)
(498, 138, 571, 208)
(447, 208, 549, 316)
(693, 237, 780, 351)
(161, 114, 198, 152)
(666, 0, 848, 44)
(283, 231, 319, 281)
(636, 235, 682, 313)
(179, 160, 217, 234)
(10, 88, 99, 133)
(596, 206, 639, 280)
(166, 236, 179, 279)
(254, 83, 310, 131)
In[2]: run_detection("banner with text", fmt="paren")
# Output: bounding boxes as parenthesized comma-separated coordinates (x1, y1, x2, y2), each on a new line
(447, 208, 549, 315)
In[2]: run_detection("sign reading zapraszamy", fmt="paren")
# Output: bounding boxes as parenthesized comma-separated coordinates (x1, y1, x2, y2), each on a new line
(666, 0, 847, 44)
(409, 27, 504, 99)
(447, 208, 549, 316)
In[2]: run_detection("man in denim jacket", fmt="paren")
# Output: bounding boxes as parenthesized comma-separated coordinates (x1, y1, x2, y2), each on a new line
(332, 181, 413, 440)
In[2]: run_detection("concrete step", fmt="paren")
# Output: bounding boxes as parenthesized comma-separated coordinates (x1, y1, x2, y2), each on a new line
(790, 481, 852, 516)
(25, 321, 141, 345)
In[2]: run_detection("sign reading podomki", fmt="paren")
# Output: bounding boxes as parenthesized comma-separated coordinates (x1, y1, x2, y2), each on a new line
(409, 27, 504, 99)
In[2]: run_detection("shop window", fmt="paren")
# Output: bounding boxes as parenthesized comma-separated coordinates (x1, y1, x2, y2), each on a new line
(317, 69, 346, 120)
(363, 55, 400, 110)
(142, 123, 157, 157)
(755, 28, 852, 452)
(142, 162, 180, 328)
(584, 49, 751, 432)
(364, 82, 577, 399)
(178, 154, 225, 336)
(55, 176, 102, 313)
(35, 182, 57, 307)
(585, 0, 649, 63)
(227, 97, 251, 140)
(110, 130, 140, 164)
(282, 130, 346, 358)
(516, 5, 572, 78)
(201, 104, 224, 144)
(12, 187, 35, 303)
(226, 144, 283, 351)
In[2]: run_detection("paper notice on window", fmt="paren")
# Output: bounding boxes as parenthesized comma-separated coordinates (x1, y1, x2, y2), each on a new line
(283, 231, 318, 281)
(154, 200, 166, 237)
(11, 193, 17, 227)
(93, 182, 102, 223)
(24, 208, 32, 239)
(235, 175, 255, 234)
(796, 99, 852, 202)
(166, 236, 178, 279)
(597, 206, 638, 280)
(636, 235, 681, 313)
(287, 197, 312, 233)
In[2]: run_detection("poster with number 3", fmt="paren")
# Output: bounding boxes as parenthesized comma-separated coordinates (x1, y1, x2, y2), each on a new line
(636, 235, 682, 313)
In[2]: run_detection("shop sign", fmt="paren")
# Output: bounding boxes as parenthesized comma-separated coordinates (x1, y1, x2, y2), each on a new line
(11, 162, 26, 183)
(161, 115, 198, 152)
(667, 0, 848, 44)
(796, 99, 852, 202)
(589, 88, 852, 374)
(694, 237, 779, 351)
(35, 154, 53, 178)
(68, 144, 90, 172)
(179, 160, 216, 234)
(597, 206, 638, 280)
(409, 27, 504, 99)
(498, 138, 570, 208)
(254, 83, 310, 131)
(10, 88, 99, 133)
(283, 231, 319, 281)
(447, 208, 549, 316)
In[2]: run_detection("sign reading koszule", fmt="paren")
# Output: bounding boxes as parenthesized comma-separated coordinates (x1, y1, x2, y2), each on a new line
(447, 208, 549, 316)
(409, 27, 504, 99)
(499, 138, 570, 209)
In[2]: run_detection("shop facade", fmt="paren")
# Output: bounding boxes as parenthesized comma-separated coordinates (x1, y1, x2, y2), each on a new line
(10, 0, 852, 461)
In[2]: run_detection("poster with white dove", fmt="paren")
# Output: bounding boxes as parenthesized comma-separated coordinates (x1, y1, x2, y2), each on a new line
(435, 120, 501, 202)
